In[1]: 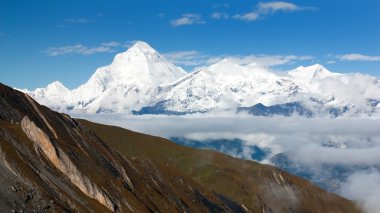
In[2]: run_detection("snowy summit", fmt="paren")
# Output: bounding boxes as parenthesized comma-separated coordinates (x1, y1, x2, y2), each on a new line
(24, 41, 380, 117)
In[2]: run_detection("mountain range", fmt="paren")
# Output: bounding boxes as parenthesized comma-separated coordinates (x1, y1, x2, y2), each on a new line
(22, 41, 380, 117)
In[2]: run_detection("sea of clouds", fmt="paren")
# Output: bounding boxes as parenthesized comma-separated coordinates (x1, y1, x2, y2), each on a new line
(75, 112, 380, 213)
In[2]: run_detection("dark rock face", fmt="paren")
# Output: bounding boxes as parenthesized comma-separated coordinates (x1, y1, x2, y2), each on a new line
(0, 83, 244, 212)
(132, 101, 190, 115)
(237, 102, 314, 117)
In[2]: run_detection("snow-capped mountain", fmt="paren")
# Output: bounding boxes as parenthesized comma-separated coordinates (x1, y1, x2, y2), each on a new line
(25, 41, 186, 113)
(144, 59, 300, 113)
(23, 81, 70, 111)
(136, 60, 380, 116)
(24, 41, 380, 117)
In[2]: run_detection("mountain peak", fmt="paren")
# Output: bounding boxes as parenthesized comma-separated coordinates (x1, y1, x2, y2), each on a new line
(65, 41, 186, 112)
(39, 81, 70, 96)
(125, 41, 159, 57)
(290, 64, 334, 80)
(308, 63, 326, 69)
(296, 64, 328, 72)
(112, 41, 161, 64)
(46, 81, 68, 90)
(129, 41, 156, 52)
(209, 59, 241, 69)
(106, 41, 185, 83)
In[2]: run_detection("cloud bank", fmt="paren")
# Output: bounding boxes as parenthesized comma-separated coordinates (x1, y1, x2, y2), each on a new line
(341, 170, 380, 213)
(76, 113, 380, 212)
(77, 114, 380, 163)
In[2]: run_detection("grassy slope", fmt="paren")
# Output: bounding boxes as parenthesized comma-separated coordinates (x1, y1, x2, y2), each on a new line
(79, 119, 362, 213)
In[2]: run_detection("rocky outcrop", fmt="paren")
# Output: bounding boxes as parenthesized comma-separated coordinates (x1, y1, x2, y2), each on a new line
(21, 116, 115, 211)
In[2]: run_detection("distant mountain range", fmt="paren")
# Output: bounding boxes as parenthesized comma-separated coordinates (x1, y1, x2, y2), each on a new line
(22, 41, 380, 117)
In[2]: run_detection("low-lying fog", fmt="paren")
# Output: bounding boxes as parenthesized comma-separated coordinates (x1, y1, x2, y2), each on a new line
(76, 112, 380, 213)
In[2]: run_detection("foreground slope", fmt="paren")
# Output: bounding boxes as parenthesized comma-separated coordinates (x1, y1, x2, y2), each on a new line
(0, 82, 247, 212)
(80, 119, 362, 213)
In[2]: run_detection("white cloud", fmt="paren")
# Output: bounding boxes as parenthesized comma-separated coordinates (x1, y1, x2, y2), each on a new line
(170, 14, 205, 27)
(338, 53, 380, 62)
(341, 170, 380, 213)
(44, 41, 121, 56)
(233, 13, 259, 21)
(77, 113, 380, 163)
(258, 1, 301, 13)
(221, 54, 314, 67)
(64, 18, 95, 24)
(316, 73, 380, 108)
(163, 50, 208, 66)
(294, 144, 380, 165)
(163, 49, 313, 69)
(211, 12, 229, 19)
(234, 1, 316, 22)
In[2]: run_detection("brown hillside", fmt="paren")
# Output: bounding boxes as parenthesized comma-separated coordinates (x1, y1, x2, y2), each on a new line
(80, 119, 362, 213)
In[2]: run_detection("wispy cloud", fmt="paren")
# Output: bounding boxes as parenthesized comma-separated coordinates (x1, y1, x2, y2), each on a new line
(341, 170, 380, 213)
(211, 54, 314, 67)
(163, 50, 208, 66)
(258, 1, 302, 13)
(64, 18, 95, 24)
(234, 1, 316, 22)
(338, 53, 380, 62)
(234, 13, 259, 21)
(170, 14, 205, 27)
(44, 41, 120, 56)
(211, 12, 229, 19)
(163, 49, 313, 69)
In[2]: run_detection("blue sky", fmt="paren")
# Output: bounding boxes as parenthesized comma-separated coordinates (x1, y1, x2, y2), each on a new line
(0, 0, 379, 89)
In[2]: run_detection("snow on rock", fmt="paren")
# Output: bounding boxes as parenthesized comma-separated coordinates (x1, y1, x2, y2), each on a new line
(24, 41, 380, 117)
(28, 41, 186, 113)
(158, 59, 300, 112)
